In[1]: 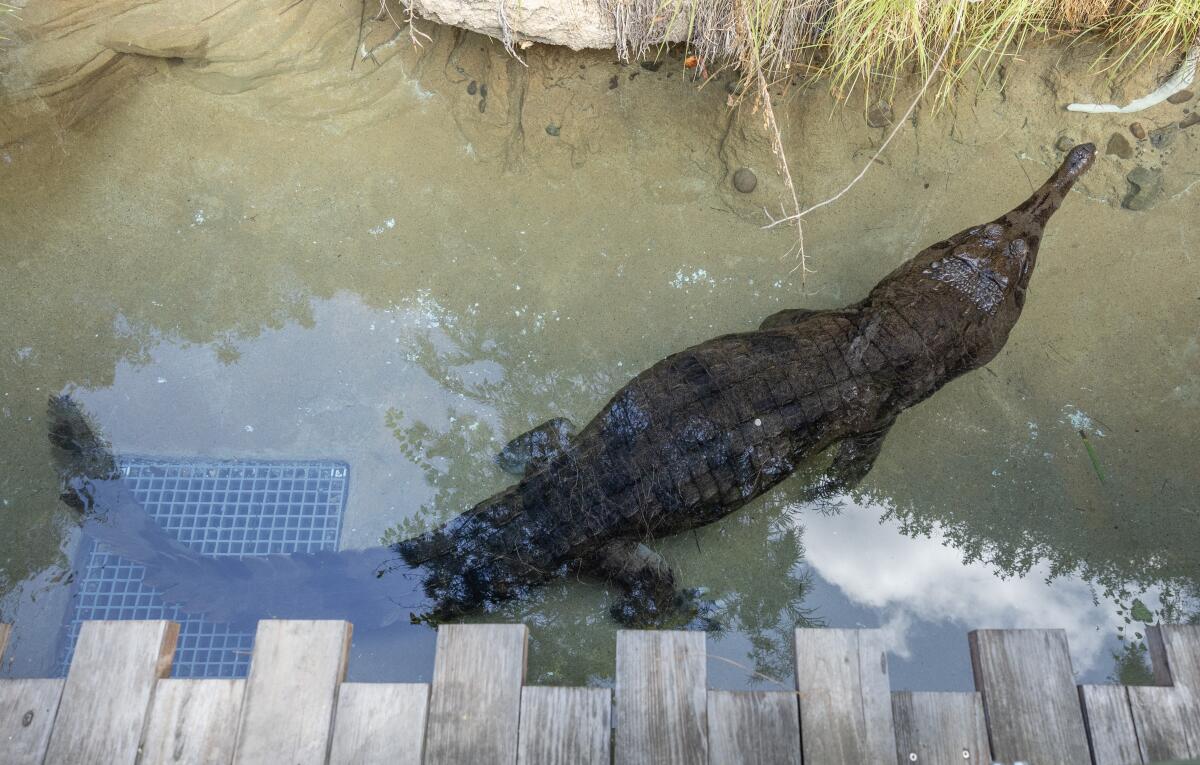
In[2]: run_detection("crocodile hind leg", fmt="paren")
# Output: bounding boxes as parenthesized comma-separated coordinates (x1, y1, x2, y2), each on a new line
(804, 422, 893, 502)
(586, 540, 717, 629)
(495, 417, 576, 476)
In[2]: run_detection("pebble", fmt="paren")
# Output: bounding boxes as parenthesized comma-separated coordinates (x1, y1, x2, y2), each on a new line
(733, 167, 757, 194)
(1123, 166, 1163, 211)
(640, 60, 663, 72)
(467, 80, 477, 95)
(1105, 132, 1133, 159)
(1181, 113, 1200, 130)
(866, 101, 893, 128)
(545, 124, 560, 137)
(1054, 135, 1075, 152)
(1166, 89, 1194, 105)
(609, 75, 619, 90)
(1129, 122, 1146, 140)
(1150, 125, 1176, 149)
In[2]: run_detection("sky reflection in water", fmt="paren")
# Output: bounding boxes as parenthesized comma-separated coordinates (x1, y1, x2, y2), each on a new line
(10, 292, 1160, 689)
(3, 56, 1196, 685)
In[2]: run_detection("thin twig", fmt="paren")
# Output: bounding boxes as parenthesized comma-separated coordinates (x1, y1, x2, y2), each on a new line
(497, 0, 529, 66)
(706, 654, 794, 690)
(741, 7, 811, 282)
(352, 0, 367, 71)
(763, 1, 966, 232)
(377, 0, 431, 49)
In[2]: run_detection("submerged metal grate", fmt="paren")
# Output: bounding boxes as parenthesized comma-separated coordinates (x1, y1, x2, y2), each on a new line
(61, 458, 349, 678)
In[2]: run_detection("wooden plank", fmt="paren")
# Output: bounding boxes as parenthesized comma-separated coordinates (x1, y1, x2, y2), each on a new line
(518, 686, 611, 765)
(793, 628, 895, 763)
(0, 678, 65, 765)
(615, 630, 707, 765)
(328, 682, 429, 765)
(1128, 685, 1200, 761)
(1148, 624, 1200, 689)
(44, 620, 179, 764)
(424, 623, 528, 765)
(140, 679, 245, 765)
(232, 620, 352, 765)
(1078, 685, 1142, 765)
(968, 629, 1090, 765)
(891, 691, 990, 765)
(706, 690, 801, 765)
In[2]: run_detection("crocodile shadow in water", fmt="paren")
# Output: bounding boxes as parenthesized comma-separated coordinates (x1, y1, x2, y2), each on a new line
(54, 144, 1097, 631)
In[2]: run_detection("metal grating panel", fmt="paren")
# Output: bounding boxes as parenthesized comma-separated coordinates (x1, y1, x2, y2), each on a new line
(61, 458, 349, 678)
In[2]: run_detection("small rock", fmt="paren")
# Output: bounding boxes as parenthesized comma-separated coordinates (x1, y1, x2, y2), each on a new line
(1129, 122, 1146, 140)
(480, 83, 488, 99)
(1054, 135, 1075, 152)
(640, 60, 662, 72)
(1105, 132, 1133, 159)
(467, 80, 477, 95)
(1149, 125, 1176, 149)
(732, 167, 758, 194)
(1181, 113, 1200, 130)
(1123, 166, 1163, 211)
(608, 75, 619, 90)
(1166, 89, 1194, 105)
(866, 101, 893, 128)
(545, 124, 560, 137)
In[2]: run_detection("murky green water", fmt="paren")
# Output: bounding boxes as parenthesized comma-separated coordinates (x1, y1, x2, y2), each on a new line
(2, 19, 1198, 690)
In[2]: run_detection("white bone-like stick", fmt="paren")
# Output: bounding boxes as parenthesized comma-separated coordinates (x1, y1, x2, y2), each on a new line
(1067, 43, 1199, 113)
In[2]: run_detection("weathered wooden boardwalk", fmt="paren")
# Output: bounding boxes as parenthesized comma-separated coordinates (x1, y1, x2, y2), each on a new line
(0, 621, 1197, 764)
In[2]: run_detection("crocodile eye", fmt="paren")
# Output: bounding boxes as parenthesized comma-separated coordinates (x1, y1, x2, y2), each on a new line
(1008, 239, 1028, 257)
(983, 223, 1004, 241)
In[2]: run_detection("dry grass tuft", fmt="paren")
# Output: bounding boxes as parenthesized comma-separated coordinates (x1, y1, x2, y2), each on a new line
(600, 0, 1200, 101)
(1101, 0, 1200, 73)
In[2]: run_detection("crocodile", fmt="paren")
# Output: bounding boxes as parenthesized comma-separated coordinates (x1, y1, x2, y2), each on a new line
(55, 143, 1096, 629)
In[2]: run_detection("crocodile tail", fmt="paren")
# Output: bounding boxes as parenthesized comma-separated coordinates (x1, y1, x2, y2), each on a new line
(48, 394, 120, 486)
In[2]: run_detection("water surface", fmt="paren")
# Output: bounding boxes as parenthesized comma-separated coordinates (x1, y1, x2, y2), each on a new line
(2, 26, 1198, 690)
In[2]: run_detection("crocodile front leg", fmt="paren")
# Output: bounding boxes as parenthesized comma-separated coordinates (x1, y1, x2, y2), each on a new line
(804, 421, 894, 502)
(586, 540, 716, 628)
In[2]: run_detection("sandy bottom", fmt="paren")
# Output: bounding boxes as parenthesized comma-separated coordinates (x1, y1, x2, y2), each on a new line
(1, 23, 1198, 688)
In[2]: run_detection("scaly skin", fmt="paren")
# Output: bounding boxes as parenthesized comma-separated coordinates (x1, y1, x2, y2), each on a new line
(399, 144, 1097, 623)
(55, 145, 1095, 629)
